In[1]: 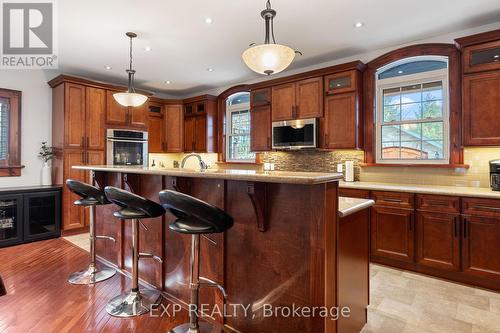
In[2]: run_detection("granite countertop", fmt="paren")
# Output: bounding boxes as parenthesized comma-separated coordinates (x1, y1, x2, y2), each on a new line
(340, 181, 500, 199)
(73, 165, 343, 185)
(338, 197, 375, 218)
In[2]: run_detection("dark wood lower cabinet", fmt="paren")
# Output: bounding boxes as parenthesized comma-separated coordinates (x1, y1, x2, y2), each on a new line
(370, 206, 414, 263)
(416, 211, 460, 271)
(462, 215, 500, 282)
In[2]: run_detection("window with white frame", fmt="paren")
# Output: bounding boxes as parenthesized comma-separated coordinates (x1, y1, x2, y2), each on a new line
(375, 56, 450, 164)
(225, 92, 255, 162)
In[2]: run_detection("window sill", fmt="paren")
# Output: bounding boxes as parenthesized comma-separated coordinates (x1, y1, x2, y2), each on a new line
(360, 163, 469, 169)
(0, 165, 25, 177)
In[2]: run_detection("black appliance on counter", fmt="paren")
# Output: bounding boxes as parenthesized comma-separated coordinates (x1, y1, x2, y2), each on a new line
(0, 186, 61, 248)
(490, 160, 500, 191)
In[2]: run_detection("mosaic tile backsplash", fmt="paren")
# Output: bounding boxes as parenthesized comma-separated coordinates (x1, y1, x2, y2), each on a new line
(261, 150, 365, 181)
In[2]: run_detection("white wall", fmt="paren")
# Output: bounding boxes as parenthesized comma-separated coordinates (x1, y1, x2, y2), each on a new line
(0, 69, 59, 188)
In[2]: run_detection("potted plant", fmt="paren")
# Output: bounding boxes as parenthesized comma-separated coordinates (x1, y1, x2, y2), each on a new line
(39, 141, 54, 186)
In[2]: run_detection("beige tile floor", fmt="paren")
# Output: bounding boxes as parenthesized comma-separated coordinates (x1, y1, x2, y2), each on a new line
(64, 234, 500, 333)
(362, 264, 500, 333)
(63, 232, 90, 252)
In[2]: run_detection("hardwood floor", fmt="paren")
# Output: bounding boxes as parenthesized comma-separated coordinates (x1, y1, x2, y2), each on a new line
(0, 238, 190, 333)
(2, 238, 500, 333)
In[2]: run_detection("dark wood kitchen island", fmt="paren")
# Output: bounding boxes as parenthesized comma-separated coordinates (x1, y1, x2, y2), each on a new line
(72, 165, 369, 333)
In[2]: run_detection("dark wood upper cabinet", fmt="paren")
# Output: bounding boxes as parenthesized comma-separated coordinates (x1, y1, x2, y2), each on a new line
(182, 96, 217, 153)
(457, 30, 500, 147)
(250, 87, 271, 107)
(148, 113, 164, 153)
(105, 90, 128, 126)
(85, 87, 106, 151)
(321, 69, 362, 149)
(325, 70, 357, 95)
(164, 104, 183, 153)
(250, 105, 272, 151)
(105, 90, 148, 129)
(323, 92, 357, 149)
(64, 83, 86, 149)
(130, 103, 148, 128)
(416, 211, 460, 272)
(271, 77, 323, 121)
(184, 116, 195, 152)
(295, 77, 323, 118)
(463, 71, 500, 146)
(462, 40, 500, 74)
(271, 83, 295, 121)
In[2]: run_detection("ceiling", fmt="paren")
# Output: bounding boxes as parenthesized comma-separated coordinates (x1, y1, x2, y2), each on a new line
(57, 0, 500, 97)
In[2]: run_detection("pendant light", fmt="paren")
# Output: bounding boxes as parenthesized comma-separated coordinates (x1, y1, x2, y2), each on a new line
(113, 32, 148, 107)
(242, 0, 301, 76)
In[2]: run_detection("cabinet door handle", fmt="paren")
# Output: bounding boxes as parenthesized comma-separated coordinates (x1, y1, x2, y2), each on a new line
(86, 152, 89, 164)
(164, 142, 168, 151)
(192, 142, 195, 151)
(86, 137, 89, 149)
(324, 133, 328, 145)
(295, 105, 299, 118)
(267, 137, 271, 148)
(463, 218, 467, 238)
(81, 136, 85, 148)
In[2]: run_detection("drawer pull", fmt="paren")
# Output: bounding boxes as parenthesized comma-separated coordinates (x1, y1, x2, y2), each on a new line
(473, 205, 500, 212)
(381, 198, 403, 203)
(428, 201, 449, 206)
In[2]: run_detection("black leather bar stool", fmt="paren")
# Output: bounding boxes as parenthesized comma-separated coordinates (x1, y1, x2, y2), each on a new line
(104, 186, 165, 317)
(159, 190, 234, 333)
(66, 179, 116, 285)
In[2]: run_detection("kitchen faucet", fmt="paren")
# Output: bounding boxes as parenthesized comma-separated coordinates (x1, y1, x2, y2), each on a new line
(181, 154, 208, 171)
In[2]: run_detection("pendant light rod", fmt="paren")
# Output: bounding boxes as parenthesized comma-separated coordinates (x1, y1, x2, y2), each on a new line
(261, 0, 276, 44)
(125, 32, 137, 94)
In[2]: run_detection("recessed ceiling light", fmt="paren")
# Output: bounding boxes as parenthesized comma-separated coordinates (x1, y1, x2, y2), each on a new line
(354, 21, 364, 28)
(205, 17, 213, 24)
(207, 67, 214, 72)
(398, 70, 404, 74)
(104, 65, 112, 70)
(165, 80, 172, 84)
(144, 46, 152, 52)
(494, 55, 499, 58)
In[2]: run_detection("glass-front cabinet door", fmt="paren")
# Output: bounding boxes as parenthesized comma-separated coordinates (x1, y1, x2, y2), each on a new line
(324, 70, 357, 95)
(464, 40, 500, 73)
(0, 194, 23, 248)
(23, 191, 61, 241)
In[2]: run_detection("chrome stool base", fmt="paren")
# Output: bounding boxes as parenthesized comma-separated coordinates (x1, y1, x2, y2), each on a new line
(169, 322, 216, 333)
(68, 266, 116, 285)
(106, 289, 161, 317)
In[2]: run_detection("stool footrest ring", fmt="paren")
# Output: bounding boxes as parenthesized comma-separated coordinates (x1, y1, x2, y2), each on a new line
(139, 252, 163, 263)
(198, 276, 227, 298)
(95, 235, 116, 242)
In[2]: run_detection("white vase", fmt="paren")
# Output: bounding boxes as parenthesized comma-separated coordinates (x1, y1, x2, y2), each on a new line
(41, 161, 52, 186)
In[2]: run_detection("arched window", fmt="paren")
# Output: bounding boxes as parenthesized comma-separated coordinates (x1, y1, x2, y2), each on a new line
(225, 92, 255, 162)
(375, 56, 449, 163)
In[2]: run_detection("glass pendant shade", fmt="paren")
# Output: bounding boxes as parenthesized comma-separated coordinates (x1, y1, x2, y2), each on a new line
(113, 92, 148, 107)
(242, 43, 296, 75)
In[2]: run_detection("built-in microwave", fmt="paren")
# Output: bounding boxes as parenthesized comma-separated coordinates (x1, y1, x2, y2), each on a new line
(272, 118, 318, 150)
